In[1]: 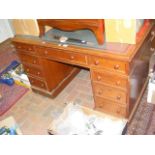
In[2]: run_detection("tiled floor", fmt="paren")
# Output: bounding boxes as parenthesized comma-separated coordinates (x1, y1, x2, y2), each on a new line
(0, 69, 95, 134)
(1, 42, 155, 135)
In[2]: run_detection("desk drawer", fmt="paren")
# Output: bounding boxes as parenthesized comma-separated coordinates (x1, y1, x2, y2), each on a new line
(18, 53, 40, 66)
(93, 82, 127, 103)
(95, 96, 127, 117)
(91, 70, 128, 89)
(23, 65, 44, 78)
(28, 76, 47, 90)
(37, 47, 87, 65)
(14, 43, 35, 54)
(89, 56, 127, 74)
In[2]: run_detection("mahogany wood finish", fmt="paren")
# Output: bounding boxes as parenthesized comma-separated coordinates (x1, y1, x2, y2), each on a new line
(93, 82, 127, 103)
(88, 56, 127, 74)
(95, 97, 127, 117)
(28, 76, 47, 90)
(12, 21, 155, 119)
(91, 70, 128, 90)
(37, 19, 104, 45)
(17, 53, 40, 65)
(31, 67, 80, 98)
(14, 41, 80, 97)
(37, 46, 88, 66)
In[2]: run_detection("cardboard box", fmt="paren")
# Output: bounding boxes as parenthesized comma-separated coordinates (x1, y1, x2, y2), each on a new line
(12, 19, 52, 36)
(48, 103, 127, 135)
(104, 19, 149, 44)
(12, 19, 40, 36)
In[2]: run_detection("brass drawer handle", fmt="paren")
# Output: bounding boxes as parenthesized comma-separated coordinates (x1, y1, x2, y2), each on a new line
(114, 64, 120, 70)
(44, 50, 48, 54)
(70, 55, 75, 60)
(116, 109, 121, 114)
(41, 83, 44, 87)
(33, 60, 37, 64)
(37, 72, 40, 75)
(116, 95, 121, 100)
(99, 105, 103, 108)
(98, 90, 102, 95)
(94, 60, 99, 65)
(97, 75, 101, 81)
(116, 81, 121, 86)
(150, 47, 155, 52)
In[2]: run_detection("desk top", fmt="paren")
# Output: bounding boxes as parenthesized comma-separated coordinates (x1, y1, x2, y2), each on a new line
(13, 22, 153, 62)
(14, 29, 130, 53)
(42, 29, 130, 53)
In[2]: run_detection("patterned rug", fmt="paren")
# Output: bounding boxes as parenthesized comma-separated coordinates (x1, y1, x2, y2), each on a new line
(0, 84, 29, 116)
(0, 44, 19, 71)
(127, 88, 155, 135)
(0, 43, 29, 116)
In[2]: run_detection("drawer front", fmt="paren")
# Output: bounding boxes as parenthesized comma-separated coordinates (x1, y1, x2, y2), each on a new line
(91, 70, 128, 89)
(95, 96, 127, 117)
(89, 56, 127, 74)
(28, 76, 47, 90)
(14, 43, 35, 54)
(37, 47, 87, 65)
(18, 53, 40, 66)
(93, 82, 127, 104)
(23, 65, 44, 78)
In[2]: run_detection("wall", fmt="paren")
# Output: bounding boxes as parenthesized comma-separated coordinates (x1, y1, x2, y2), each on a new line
(0, 19, 14, 43)
(12, 19, 39, 36)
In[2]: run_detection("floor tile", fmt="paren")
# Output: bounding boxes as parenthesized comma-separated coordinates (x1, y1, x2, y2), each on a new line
(1, 69, 94, 134)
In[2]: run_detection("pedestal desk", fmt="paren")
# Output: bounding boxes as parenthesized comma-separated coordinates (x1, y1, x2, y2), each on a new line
(12, 22, 155, 119)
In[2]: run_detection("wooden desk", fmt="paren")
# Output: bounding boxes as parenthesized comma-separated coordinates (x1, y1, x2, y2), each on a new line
(12, 22, 155, 119)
